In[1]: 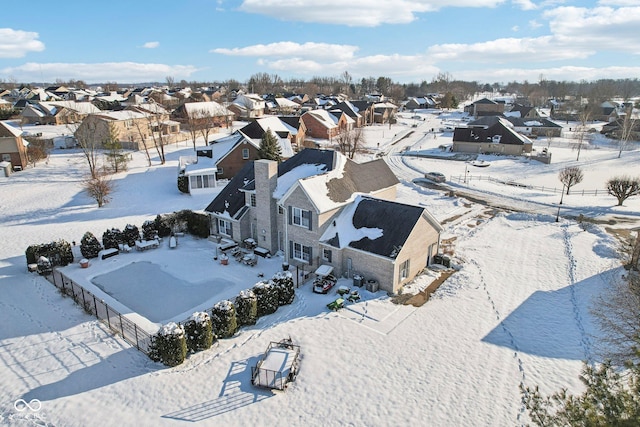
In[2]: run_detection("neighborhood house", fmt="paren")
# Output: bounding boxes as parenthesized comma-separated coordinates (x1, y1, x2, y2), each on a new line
(205, 148, 443, 294)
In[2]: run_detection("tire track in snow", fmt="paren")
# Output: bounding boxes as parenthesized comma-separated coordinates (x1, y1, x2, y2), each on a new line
(469, 258, 528, 425)
(561, 224, 593, 363)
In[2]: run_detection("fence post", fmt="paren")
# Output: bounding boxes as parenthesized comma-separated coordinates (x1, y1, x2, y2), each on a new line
(93, 295, 98, 319)
(105, 304, 111, 329)
(119, 314, 125, 337)
(81, 288, 87, 312)
(134, 324, 140, 350)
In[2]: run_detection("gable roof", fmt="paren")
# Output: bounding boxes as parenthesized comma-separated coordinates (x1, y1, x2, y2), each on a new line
(330, 101, 362, 120)
(320, 195, 434, 258)
(205, 148, 337, 217)
(293, 157, 399, 213)
(181, 100, 232, 118)
(454, 118, 532, 145)
(0, 121, 22, 138)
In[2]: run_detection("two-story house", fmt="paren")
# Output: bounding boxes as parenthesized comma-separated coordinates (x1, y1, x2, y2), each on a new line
(204, 148, 443, 294)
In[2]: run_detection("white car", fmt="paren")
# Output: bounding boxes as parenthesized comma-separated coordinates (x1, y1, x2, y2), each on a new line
(424, 172, 446, 183)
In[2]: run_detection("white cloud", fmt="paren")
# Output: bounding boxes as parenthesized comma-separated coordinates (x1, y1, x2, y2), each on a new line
(427, 36, 592, 63)
(511, 0, 537, 10)
(142, 41, 160, 49)
(512, 25, 520, 31)
(239, 0, 505, 27)
(0, 62, 199, 84)
(544, 6, 640, 53)
(256, 53, 439, 81)
(455, 65, 640, 84)
(0, 28, 45, 58)
(598, 0, 639, 5)
(212, 42, 358, 61)
(528, 19, 542, 28)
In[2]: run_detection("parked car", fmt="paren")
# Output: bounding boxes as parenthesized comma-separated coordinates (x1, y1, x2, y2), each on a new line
(313, 273, 337, 294)
(424, 172, 446, 183)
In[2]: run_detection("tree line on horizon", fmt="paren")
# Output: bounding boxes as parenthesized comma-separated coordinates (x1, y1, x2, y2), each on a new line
(2, 72, 640, 108)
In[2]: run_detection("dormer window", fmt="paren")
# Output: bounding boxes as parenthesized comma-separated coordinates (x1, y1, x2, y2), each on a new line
(249, 193, 256, 207)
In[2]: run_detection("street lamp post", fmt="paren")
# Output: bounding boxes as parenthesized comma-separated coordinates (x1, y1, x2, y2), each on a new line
(464, 164, 469, 184)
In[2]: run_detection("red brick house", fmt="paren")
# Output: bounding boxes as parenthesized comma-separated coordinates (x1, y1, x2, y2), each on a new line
(301, 109, 354, 139)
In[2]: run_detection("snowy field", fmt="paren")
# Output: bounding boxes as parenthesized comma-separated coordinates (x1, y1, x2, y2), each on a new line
(1, 113, 639, 426)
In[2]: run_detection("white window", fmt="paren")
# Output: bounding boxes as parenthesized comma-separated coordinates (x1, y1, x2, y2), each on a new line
(400, 259, 410, 280)
(216, 167, 224, 175)
(218, 218, 232, 236)
(190, 174, 216, 189)
(322, 248, 332, 262)
(278, 205, 284, 215)
(292, 242, 311, 263)
(292, 207, 310, 228)
(250, 193, 256, 207)
(242, 148, 250, 159)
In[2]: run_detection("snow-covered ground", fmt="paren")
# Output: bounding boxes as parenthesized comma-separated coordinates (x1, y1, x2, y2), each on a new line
(1, 113, 638, 426)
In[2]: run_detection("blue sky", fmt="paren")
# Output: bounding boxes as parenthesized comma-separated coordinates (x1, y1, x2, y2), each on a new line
(1, 0, 639, 85)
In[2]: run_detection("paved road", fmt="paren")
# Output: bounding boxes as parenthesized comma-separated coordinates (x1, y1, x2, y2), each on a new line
(382, 117, 640, 226)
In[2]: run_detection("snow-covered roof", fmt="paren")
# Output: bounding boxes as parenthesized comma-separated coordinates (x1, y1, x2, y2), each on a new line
(319, 195, 383, 249)
(183, 101, 232, 117)
(274, 97, 300, 108)
(0, 121, 23, 138)
(304, 109, 339, 129)
(47, 101, 101, 115)
(96, 110, 149, 121)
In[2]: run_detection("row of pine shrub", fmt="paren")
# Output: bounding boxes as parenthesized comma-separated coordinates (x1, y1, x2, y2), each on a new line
(27, 210, 212, 265)
(150, 271, 295, 367)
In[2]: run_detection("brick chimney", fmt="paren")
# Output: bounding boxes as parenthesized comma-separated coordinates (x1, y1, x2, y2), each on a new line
(254, 159, 278, 253)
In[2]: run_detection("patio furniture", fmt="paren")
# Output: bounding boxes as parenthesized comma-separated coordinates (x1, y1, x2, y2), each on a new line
(101, 248, 119, 259)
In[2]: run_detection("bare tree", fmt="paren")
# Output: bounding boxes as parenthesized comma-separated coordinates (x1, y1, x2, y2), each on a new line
(143, 112, 168, 164)
(186, 108, 206, 150)
(574, 107, 591, 161)
(558, 166, 584, 195)
(591, 270, 640, 366)
(130, 113, 152, 167)
(335, 127, 365, 159)
(617, 105, 637, 158)
(73, 119, 101, 179)
(84, 172, 113, 207)
(607, 176, 640, 206)
(25, 137, 49, 167)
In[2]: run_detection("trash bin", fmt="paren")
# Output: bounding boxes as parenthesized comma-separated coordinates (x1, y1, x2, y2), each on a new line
(441, 256, 451, 268)
(353, 274, 364, 287)
(433, 254, 443, 265)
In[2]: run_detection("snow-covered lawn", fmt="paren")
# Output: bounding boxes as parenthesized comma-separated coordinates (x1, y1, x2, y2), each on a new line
(1, 114, 639, 426)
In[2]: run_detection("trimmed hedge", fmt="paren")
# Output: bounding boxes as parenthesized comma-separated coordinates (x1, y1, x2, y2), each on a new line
(149, 322, 187, 367)
(253, 281, 279, 317)
(211, 300, 237, 339)
(123, 224, 140, 246)
(102, 228, 123, 250)
(184, 312, 215, 353)
(177, 173, 189, 194)
(80, 232, 102, 259)
(25, 240, 73, 267)
(272, 271, 295, 306)
(235, 289, 258, 326)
